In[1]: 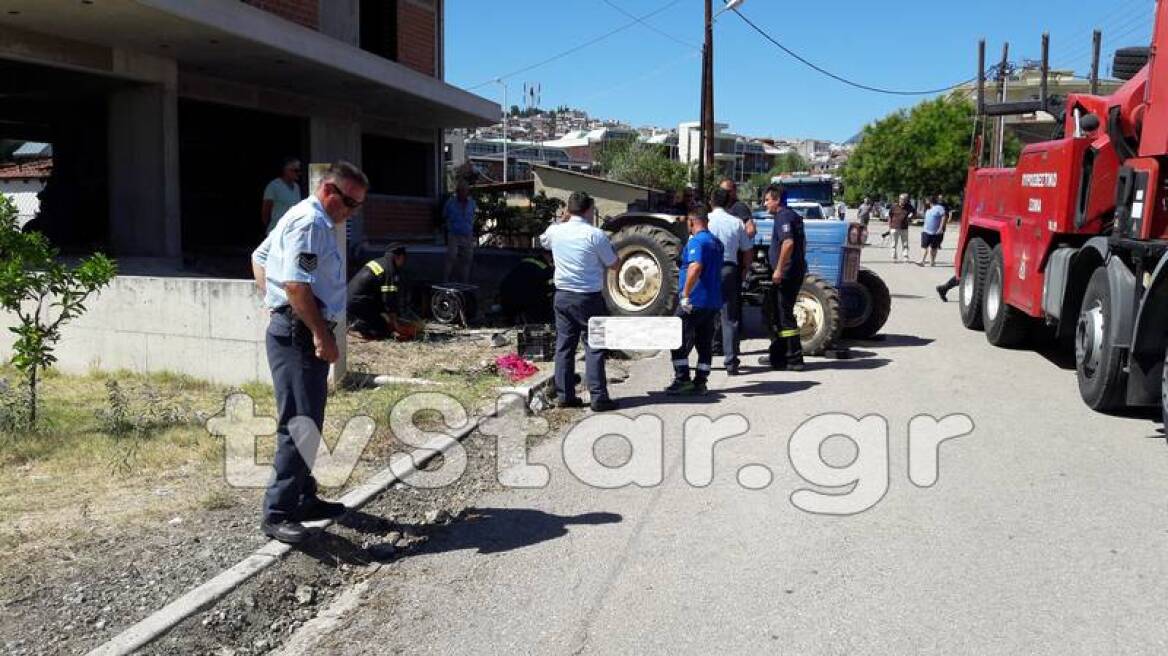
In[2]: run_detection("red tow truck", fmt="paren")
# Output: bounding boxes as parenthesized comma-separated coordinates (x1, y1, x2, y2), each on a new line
(956, 0, 1168, 422)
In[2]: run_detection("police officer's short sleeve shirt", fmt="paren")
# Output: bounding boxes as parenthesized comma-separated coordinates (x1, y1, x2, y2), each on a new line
(251, 196, 346, 321)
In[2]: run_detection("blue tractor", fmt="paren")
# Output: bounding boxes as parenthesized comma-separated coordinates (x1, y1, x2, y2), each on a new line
(747, 212, 891, 354)
(599, 209, 890, 355)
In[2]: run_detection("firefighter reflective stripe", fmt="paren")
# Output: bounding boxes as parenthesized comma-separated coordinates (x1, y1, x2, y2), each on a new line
(696, 363, 712, 372)
(780, 329, 801, 338)
(522, 257, 549, 269)
(366, 261, 385, 276)
(380, 285, 398, 293)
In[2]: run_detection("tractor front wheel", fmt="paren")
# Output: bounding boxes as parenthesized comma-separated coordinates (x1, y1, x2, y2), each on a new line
(797, 275, 843, 356)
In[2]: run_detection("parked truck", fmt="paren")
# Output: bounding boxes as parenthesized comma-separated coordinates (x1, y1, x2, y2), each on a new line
(956, 1, 1168, 423)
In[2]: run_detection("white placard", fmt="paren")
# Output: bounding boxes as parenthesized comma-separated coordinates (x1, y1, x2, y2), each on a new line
(588, 316, 683, 350)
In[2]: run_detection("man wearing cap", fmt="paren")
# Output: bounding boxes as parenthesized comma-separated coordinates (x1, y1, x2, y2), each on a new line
(539, 191, 619, 412)
(347, 243, 413, 341)
(251, 161, 368, 544)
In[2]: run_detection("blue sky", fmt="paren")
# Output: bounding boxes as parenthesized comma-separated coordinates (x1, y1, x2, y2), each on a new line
(445, 0, 1154, 142)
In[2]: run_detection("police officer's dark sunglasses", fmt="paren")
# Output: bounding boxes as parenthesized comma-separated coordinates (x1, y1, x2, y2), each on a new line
(327, 183, 364, 209)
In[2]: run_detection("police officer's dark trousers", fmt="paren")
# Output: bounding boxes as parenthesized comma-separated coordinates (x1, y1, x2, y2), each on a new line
(768, 276, 804, 368)
(672, 307, 718, 382)
(263, 312, 329, 522)
(719, 263, 742, 366)
(553, 291, 609, 402)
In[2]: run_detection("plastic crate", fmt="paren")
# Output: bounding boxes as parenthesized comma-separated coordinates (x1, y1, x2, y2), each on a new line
(517, 324, 555, 362)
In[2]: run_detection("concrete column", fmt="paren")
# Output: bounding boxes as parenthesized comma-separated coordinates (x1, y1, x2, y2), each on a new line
(319, 0, 359, 45)
(107, 82, 181, 259)
(309, 118, 361, 386)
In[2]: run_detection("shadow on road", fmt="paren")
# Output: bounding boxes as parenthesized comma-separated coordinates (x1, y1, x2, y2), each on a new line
(801, 358, 891, 372)
(715, 380, 820, 397)
(413, 507, 622, 556)
(616, 391, 728, 410)
(850, 334, 935, 348)
(890, 294, 924, 300)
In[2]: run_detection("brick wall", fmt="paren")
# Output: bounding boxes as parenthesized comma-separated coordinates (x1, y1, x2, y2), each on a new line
(364, 195, 436, 238)
(398, 0, 436, 77)
(245, 0, 319, 30)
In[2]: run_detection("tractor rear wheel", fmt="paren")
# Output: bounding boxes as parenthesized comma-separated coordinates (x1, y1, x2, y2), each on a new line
(602, 224, 681, 317)
(797, 275, 842, 356)
(959, 237, 991, 330)
(983, 245, 1032, 347)
(1076, 267, 1128, 412)
(843, 268, 891, 340)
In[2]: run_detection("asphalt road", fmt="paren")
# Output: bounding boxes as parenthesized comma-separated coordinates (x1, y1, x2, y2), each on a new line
(318, 246, 1168, 655)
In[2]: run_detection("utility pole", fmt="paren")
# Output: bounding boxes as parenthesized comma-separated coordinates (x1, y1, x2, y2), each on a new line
(495, 79, 509, 183)
(702, 0, 715, 193)
(1090, 30, 1102, 95)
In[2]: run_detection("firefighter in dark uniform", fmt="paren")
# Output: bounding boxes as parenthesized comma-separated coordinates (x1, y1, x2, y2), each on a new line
(499, 248, 555, 323)
(347, 243, 409, 340)
(764, 184, 807, 371)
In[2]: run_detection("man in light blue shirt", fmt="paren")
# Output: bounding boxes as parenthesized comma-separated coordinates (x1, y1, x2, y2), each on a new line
(250, 161, 368, 544)
(918, 197, 948, 267)
(707, 188, 755, 375)
(442, 181, 477, 282)
(539, 192, 619, 412)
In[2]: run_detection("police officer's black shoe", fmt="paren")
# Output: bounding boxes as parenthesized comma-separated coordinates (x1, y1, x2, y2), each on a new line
(262, 518, 310, 544)
(295, 498, 348, 522)
(590, 398, 618, 412)
(553, 396, 586, 409)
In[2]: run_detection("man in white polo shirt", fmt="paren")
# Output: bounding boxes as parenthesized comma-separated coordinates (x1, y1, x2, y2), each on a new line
(540, 192, 619, 412)
(707, 187, 755, 375)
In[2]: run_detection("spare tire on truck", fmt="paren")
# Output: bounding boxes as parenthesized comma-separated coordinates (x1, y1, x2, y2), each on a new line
(1113, 46, 1150, 81)
(602, 223, 681, 317)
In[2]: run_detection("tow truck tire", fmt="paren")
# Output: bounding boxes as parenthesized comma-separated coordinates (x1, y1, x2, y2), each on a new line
(1113, 47, 1150, 81)
(1076, 267, 1128, 412)
(1161, 346, 1168, 434)
(843, 268, 891, 340)
(959, 237, 991, 330)
(983, 245, 1031, 347)
(797, 275, 843, 356)
(602, 224, 681, 318)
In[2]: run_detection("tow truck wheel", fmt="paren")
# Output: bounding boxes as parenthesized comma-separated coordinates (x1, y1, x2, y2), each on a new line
(1161, 346, 1168, 434)
(959, 238, 991, 330)
(1075, 267, 1128, 411)
(982, 245, 1031, 347)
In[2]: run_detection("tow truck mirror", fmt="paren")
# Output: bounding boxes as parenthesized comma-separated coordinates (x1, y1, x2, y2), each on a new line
(1080, 113, 1101, 132)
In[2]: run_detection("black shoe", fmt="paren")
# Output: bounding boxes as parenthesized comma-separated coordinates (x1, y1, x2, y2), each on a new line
(262, 518, 310, 544)
(726, 363, 740, 376)
(759, 355, 772, 367)
(553, 397, 586, 409)
(787, 360, 805, 372)
(936, 285, 949, 302)
(665, 379, 691, 395)
(590, 398, 618, 412)
(295, 497, 348, 522)
(692, 380, 709, 395)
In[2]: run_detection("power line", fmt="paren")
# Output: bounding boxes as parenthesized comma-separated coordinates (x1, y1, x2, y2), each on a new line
(467, 0, 687, 91)
(730, 8, 977, 96)
(599, 0, 700, 51)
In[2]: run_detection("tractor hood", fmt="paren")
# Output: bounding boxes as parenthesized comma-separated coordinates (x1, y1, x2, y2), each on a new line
(753, 211, 849, 248)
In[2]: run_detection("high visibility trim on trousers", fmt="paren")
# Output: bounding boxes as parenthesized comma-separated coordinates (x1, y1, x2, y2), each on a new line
(366, 261, 385, 276)
(380, 285, 397, 293)
(780, 329, 800, 338)
(672, 359, 689, 367)
(696, 363, 712, 372)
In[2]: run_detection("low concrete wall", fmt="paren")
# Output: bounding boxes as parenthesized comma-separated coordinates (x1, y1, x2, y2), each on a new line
(0, 275, 272, 386)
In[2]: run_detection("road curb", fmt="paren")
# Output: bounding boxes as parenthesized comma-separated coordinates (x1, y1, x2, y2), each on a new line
(86, 370, 556, 656)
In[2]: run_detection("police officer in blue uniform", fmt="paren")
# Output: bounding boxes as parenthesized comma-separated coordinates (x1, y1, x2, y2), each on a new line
(763, 184, 807, 371)
(666, 209, 724, 396)
(251, 161, 369, 544)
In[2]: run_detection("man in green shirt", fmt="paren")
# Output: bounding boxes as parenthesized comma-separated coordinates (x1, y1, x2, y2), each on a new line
(262, 157, 303, 234)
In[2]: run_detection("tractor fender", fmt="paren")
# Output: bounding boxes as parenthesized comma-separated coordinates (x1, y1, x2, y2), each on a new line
(602, 213, 687, 242)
